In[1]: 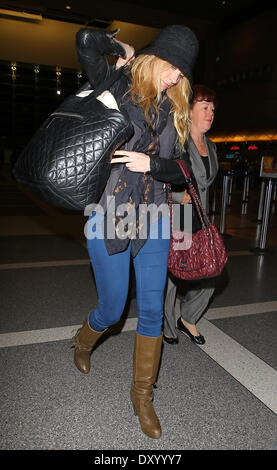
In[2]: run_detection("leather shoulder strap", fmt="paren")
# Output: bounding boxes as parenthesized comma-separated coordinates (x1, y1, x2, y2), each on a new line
(175, 160, 210, 227)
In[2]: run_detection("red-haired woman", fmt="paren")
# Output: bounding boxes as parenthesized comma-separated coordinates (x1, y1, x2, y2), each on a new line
(164, 84, 219, 346)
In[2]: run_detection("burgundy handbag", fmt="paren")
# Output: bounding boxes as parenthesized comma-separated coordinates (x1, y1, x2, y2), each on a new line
(168, 160, 228, 280)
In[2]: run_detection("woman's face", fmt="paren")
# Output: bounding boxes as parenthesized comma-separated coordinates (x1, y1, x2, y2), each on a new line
(160, 64, 184, 90)
(190, 100, 215, 134)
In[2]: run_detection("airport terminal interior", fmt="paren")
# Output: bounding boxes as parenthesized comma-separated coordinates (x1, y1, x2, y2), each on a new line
(0, 0, 277, 451)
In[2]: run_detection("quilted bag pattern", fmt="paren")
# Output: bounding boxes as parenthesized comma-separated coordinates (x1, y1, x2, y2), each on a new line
(168, 160, 228, 280)
(13, 86, 134, 211)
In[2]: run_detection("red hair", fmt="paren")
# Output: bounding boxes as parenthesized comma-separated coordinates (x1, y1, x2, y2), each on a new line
(191, 84, 216, 106)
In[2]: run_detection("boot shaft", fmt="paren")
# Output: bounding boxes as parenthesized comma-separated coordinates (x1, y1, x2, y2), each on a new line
(76, 317, 106, 349)
(132, 333, 162, 395)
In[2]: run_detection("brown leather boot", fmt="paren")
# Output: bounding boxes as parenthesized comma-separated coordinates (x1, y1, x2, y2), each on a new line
(130, 333, 163, 439)
(71, 316, 106, 374)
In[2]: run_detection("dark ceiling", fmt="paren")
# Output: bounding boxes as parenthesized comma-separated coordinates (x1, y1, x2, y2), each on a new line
(0, 0, 276, 34)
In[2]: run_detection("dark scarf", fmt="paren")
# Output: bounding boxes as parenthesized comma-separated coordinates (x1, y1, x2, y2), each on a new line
(104, 92, 170, 257)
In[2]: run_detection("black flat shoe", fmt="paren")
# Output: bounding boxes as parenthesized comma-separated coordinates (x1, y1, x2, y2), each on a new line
(163, 334, 179, 345)
(176, 317, 205, 345)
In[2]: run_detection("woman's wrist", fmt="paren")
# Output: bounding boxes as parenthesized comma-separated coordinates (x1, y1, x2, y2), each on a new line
(114, 39, 135, 69)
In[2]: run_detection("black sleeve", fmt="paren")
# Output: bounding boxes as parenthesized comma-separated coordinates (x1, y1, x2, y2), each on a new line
(149, 145, 201, 197)
(75, 28, 127, 89)
(149, 147, 193, 185)
(149, 157, 185, 184)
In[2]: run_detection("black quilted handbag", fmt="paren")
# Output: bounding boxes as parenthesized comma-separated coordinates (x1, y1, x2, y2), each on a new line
(13, 69, 134, 211)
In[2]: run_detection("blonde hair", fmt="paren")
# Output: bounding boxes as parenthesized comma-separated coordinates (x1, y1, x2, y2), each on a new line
(127, 55, 192, 149)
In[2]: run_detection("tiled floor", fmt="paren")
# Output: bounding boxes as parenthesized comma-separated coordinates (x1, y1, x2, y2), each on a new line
(0, 166, 277, 450)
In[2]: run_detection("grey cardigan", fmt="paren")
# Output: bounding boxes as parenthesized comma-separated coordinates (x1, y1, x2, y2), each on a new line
(172, 135, 218, 212)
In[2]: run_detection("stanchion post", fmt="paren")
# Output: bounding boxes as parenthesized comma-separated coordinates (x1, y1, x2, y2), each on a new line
(220, 171, 232, 237)
(273, 182, 277, 202)
(272, 182, 277, 215)
(227, 174, 233, 206)
(252, 178, 274, 254)
(257, 179, 266, 222)
(259, 179, 273, 250)
(242, 170, 249, 203)
(246, 173, 250, 200)
(252, 156, 277, 254)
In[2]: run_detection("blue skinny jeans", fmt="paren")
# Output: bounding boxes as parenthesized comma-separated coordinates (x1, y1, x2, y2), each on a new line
(86, 213, 170, 337)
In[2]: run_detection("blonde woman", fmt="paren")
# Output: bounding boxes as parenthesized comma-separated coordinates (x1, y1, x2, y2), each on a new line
(72, 25, 199, 439)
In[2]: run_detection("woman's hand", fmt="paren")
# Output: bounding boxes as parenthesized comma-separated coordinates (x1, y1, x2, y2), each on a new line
(111, 150, 151, 173)
(181, 189, 191, 204)
(114, 40, 135, 69)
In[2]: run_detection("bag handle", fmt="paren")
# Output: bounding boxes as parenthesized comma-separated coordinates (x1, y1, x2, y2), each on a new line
(174, 159, 211, 228)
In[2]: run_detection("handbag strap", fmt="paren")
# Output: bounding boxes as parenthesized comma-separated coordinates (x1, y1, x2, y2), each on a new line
(174, 159, 211, 228)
